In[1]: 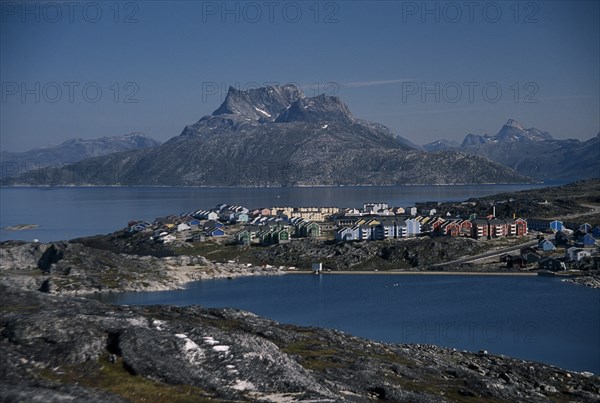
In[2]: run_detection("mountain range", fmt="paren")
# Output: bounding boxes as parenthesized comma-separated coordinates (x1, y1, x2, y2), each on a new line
(424, 120, 599, 182)
(3, 85, 532, 186)
(1, 133, 160, 179)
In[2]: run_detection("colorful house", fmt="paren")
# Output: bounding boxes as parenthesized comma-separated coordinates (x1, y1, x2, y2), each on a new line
(566, 247, 592, 262)
(538, 238, 556, 252)
(471, 220, 490, 239)
(177, 223, 191, 232)
(235, 229, 252, 245)
(273, 228, 290, 244)
(235, 213, 249, 223)
(576, 233, 597, 249)
(206, 228, 225, 237)
(514, 218, 528, 236)
(549, 220, 564, 232)
(186, 218, 201, 226)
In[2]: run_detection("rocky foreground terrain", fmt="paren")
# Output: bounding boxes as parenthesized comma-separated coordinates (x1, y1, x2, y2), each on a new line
(1, 240, 600, 401)
(2, 284, 600, 402)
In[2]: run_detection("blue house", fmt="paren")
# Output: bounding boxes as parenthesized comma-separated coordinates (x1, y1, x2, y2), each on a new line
(592, 226, 600, 239)
(538, 238, 556, 252)
(549, 220, 563, 232)
(579, 223, 592, 233)
(186, 218, 201, 226)
(206, 228, 225, 237)
(577, 233, 597, 249)
(204, 220, 223, 228)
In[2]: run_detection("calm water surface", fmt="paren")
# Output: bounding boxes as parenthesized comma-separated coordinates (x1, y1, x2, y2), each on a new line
(0, 184, 550, 242)
(96, 274, 600, 374)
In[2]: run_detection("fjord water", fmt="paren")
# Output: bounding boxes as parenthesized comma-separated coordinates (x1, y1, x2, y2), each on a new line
(97, 274, 600, 374)
(0, 184, 551, 242)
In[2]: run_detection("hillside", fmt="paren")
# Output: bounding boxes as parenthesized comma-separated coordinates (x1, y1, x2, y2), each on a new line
(424, 120, 599, 182)
(0, 133, 161, 178)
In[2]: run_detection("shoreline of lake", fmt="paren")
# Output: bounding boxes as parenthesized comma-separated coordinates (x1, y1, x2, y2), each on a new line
(285, 270, 538, 276)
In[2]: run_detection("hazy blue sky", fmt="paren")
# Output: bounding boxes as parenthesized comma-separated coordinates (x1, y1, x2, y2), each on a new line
(1, 0, 598, 151)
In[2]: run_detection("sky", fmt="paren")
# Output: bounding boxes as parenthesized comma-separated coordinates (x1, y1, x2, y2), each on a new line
(1, 0, 599, 151)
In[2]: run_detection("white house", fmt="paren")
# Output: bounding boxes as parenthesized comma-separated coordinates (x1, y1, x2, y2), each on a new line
(406, 218, 421, 236)
(177, 223, 191, 232)
(566, 247, 592, 262)
(161, 234, 177, 244)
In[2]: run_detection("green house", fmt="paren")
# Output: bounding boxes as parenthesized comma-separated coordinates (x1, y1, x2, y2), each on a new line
(258, 230, 273, 246)
(304, 222, 320, 237)
(274, 228, 290, 244)
(235, 229, 252, 245)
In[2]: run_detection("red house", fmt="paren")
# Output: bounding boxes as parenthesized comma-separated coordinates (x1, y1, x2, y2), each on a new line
(515, 218, 528, 236)
(471, 220, 490, 239)
(459, 220, 473, 236)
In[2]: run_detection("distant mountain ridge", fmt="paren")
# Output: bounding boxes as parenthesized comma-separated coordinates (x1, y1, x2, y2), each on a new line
(424, 120, 599, 181)
(3, 84, 530, 186)
(1, 133, 161, 178)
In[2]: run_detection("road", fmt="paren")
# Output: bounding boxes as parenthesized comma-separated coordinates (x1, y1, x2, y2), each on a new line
(429, 238, 540, 268)
(552, 203, 600, 221)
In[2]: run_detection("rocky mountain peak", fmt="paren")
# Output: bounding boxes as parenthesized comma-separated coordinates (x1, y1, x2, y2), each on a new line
(461, 133, 490, 147)
(496, 119, 552, 142)
(212, 84, 305, 122)
(504, 119, 524, 130)
(275, 94, 354, 124)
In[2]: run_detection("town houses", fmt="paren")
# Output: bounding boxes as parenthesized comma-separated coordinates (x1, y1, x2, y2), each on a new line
(334, 217, 421, 241)
(124, 201, 598, 274)
(498, 221, 600, 272)
(333, 202, 529, 242)
(255, 206, 340, 222)
(127, 203, 324, 245)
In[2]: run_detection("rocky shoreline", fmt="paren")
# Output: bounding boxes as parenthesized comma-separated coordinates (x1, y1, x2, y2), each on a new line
(563, 274, 600, 289)
(0, 241, 284, 296)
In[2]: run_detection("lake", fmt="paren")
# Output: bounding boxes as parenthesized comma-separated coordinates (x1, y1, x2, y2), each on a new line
(95, 274, 600, 374)
(0, 184, 550, 242)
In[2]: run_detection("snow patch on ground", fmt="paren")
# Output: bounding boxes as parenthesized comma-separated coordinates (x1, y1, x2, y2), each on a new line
(232, 379, 255, 391)
(254, 107, 272, 117)
(175, 333, 204, 364)
(203, 336, 219, 345)
(127, 317, 148, 328)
